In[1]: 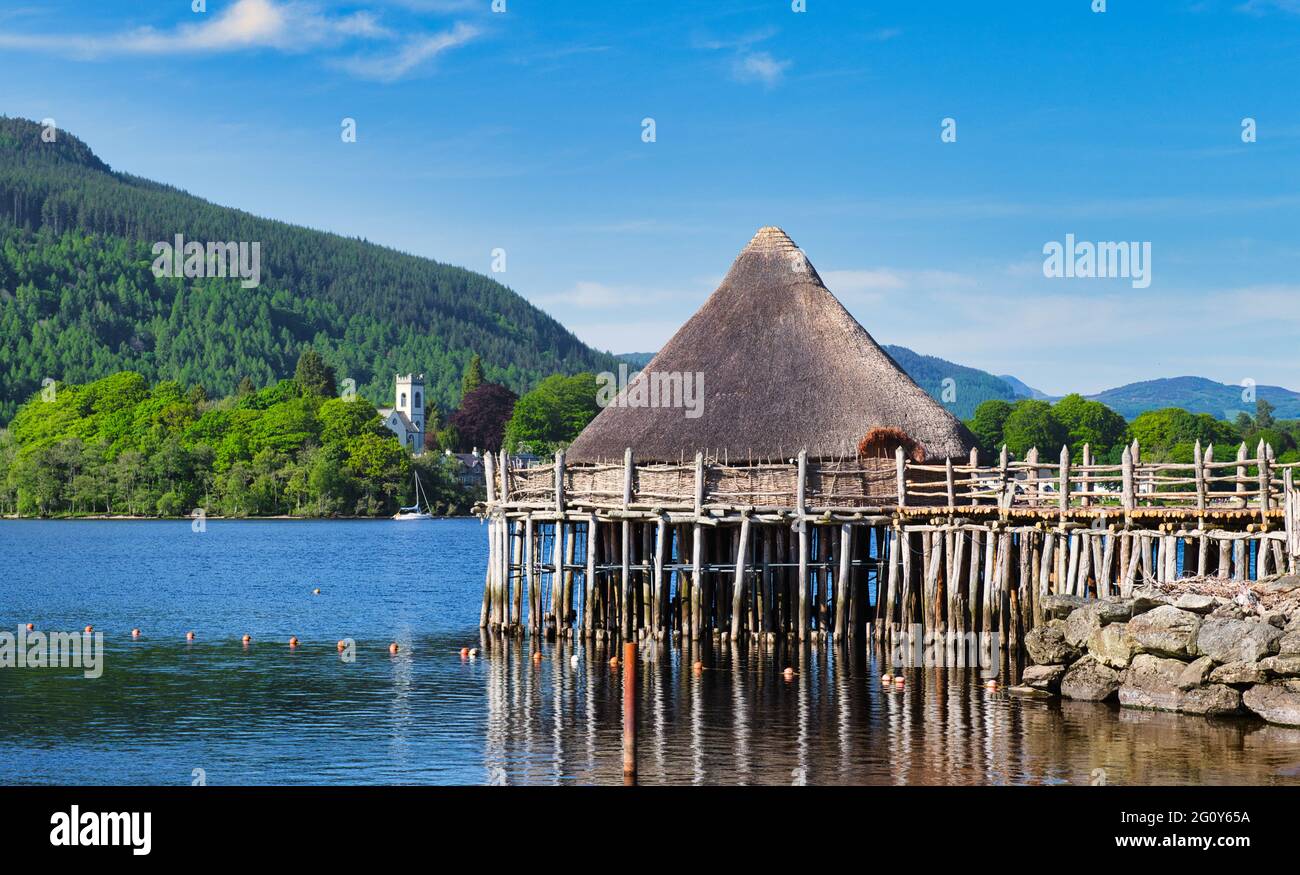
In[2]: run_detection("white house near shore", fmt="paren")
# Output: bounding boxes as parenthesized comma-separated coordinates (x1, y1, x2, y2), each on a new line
(377, 373, 425, 455)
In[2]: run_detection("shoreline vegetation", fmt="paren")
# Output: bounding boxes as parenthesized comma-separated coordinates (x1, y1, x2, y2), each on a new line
(0, 347, 607, 520)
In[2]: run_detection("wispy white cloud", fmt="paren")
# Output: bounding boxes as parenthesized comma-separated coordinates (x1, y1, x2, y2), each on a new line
(732, 51, 790, 88)
(0, 0, 478, 81)
(694, 27, 791, 88)
(336, 21, 479, 81)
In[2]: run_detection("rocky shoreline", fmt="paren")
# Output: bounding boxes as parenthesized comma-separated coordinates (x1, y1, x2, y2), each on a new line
(1013, 575, 1300, 726)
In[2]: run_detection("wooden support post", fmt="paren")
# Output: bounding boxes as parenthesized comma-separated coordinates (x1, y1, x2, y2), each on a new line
(838, 522, 853, 639)
(653, 517, 667, 635)
(797, 450, 810, 639)
(620, 448, 633, 637)
(969, 447, 980, 505)
(585, 515, 597, 635)
(1026, 447, 1040, 508)
(524, 515, 535, 630)
(691, 523, 703, 640)
(730, 516, 751, 640)
(945, 457, 956, 507)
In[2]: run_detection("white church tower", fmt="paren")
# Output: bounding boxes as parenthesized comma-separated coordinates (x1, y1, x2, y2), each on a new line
(379, 373, 426, 455)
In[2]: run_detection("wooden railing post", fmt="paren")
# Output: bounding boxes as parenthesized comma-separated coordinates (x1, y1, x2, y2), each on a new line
(999, 444, 1009, 511)
(945, 456, 956, 508)
(1080, 443, 1091, 508)
(895, 446, 907, 508)
(1026, 446, 1040, 508)
(1194, 439, 1206, 516)
(1058, 445, 1070, 513)
(1237, 442, 1248, 509)
(968, 447, 979, 505)
(1259, 439, 1272, 520)
(1122, 445, 1134, 527)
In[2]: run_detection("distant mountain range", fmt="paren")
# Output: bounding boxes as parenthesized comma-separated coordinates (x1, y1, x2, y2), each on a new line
(618, 348, 1300, 422)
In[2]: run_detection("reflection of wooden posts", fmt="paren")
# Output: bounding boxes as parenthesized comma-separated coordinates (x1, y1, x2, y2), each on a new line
(622, 641, 636, 785)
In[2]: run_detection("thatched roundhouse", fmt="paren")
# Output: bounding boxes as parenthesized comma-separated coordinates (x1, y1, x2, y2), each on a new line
(567, 226, 975, 485)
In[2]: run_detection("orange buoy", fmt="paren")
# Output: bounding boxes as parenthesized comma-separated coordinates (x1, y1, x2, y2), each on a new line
(289, 636, 299, 648)
(84, 625, 93, 634)
(388, 642, 399, 655)
(131, 628, 141, 639)
(894, 676, 905, 686)
(242, 634, 252, 645)
(783, 667, 796, 680)
(459, 647, 469, 658)
(186, 631, 195, 641)
(985, 679, 999, 689)
(532, 651, 543, 662)
(337, 640, 347, 652)
(881, 673, 894, 684)
(25, 623, 34, 632)
(609, 656, 620, 668)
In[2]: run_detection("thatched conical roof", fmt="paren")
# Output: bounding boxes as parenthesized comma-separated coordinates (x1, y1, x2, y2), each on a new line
(566, 226, 977, 463)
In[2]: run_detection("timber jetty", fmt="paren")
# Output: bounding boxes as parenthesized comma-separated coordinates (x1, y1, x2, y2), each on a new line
(478, 227, 1300, 653)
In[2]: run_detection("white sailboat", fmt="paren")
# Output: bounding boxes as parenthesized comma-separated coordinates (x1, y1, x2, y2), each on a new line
(393, 469, 433, 520)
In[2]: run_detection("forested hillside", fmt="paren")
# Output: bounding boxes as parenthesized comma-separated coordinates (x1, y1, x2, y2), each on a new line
(0, 116, 619, 424)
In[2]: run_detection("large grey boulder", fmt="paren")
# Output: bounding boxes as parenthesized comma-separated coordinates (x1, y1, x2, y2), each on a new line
(1061, 655, 1121, 701)
(1209, 660, 1268, 686)
(1119, 653, 1187, 712)
(1280, 632, 1300, 656)
(1064, 605, 1102, 648)
(1041, 593, 1088, 620)
(1021, 663, 1065, 692)
(1260, 654, 1300, 677)
(1243, 684, 1300, 726)
(1125, 606, 1202, 659)
(1088, 623, 1136, 669)
(1180, 684, 1242, 716)
(1173, 593, 1217, 614)
(1024, 624, 1082, 666)
(1195, 618, 1283, 664)
(1177, 655, 1215, 691)
(1094, 599, 1134, 624)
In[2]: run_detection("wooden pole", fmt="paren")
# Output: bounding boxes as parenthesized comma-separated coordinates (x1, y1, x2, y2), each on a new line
(730, 515, 751, 640)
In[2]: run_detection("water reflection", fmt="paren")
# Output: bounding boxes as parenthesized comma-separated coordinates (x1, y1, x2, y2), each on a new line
(469, 635, 1300, 787)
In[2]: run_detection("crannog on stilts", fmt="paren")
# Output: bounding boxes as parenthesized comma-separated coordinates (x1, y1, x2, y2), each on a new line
(478, 227, 1300, 655)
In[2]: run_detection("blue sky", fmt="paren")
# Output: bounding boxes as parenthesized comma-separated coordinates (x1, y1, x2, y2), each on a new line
(2, 0, 1299, 395)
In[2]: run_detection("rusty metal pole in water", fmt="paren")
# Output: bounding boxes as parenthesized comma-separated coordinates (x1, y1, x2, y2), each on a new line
(623, 641, 637, 785)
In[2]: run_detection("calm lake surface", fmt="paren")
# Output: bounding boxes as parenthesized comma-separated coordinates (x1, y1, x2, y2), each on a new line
(2, 519, 1299, 786)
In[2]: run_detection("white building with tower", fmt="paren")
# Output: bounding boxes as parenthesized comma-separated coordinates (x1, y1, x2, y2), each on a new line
(377, 373, 425, 455)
